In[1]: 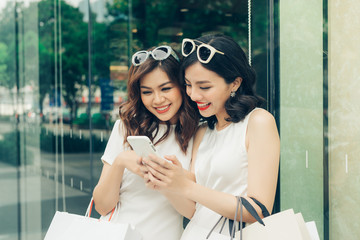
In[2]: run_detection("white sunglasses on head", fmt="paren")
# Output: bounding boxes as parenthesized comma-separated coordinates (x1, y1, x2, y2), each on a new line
(181, 38, 224, 64)
(132, 45, 179, 66)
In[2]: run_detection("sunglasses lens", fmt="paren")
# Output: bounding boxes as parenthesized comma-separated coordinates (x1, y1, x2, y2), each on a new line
(152, 47, 169, 60)
(198, 46, 211, 62)
(133, 52, 148, 65)
(183, 41, 194, 55)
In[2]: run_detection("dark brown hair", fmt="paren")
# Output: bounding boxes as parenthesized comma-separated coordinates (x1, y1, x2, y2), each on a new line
(119, 47, 199, 153)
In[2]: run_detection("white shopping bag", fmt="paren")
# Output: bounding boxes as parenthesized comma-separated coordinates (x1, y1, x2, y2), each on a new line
(44, 200, 142, 240)
(238, 209, 312, 240)
(306, 221, 320, 240)
(182, 197, 318, 240)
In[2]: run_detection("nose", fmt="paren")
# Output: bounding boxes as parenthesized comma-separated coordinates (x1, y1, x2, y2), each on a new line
(153, 91, 165, 104)
(187, 87, 202, 102)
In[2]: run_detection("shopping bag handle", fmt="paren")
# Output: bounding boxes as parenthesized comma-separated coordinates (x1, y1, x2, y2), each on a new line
(206, 196, 266, 239)
(228, 196, 269, 237)
(85, 197, 115, 221)
(206, 196, 243, 239)
(250, 197, 270, 217)
(240, 197, 265, 225)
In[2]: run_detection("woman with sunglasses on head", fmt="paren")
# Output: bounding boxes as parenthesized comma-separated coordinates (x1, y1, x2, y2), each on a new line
(143, 34, 280, 238)
(92, 45, 199, 240)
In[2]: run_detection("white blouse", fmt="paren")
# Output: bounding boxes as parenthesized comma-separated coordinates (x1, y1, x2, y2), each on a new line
(183, 109, 255, 238)
(101, 120, 193, 240)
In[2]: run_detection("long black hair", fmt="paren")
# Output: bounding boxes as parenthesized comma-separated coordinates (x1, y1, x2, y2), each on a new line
(181, 34, 264, 129)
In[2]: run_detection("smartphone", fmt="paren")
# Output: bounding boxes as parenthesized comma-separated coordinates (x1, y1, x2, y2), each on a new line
(127, 136, 159, 158)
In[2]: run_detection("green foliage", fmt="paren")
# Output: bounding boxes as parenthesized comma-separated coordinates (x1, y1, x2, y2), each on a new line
(0, 42, 9, 87)
(0, 131, 19, 166)
(38, 0, 90, 119)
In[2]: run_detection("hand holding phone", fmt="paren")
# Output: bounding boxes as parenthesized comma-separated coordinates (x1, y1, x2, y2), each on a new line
(127, 136, 159, 158)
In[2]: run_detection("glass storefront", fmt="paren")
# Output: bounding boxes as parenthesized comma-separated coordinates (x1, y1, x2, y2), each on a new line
(1, 0, 359, 239)
(279, 0, 324, 238)
(0, 0, 270, 239)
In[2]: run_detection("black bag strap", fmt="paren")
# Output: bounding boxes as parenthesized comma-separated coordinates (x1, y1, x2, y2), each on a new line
(228, 197, 269, 234)
(240, 197, 265, 226)
(207, 197, 242, 239)
(250, 197, 270, 217)
(207, 196, 266, 240)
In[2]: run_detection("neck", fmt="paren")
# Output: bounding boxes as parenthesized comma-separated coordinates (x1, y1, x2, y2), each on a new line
(215, 112, 231, 131)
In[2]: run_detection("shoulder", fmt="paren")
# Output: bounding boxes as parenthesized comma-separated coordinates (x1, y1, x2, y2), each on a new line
(194, 122, 208, 144)
(247, 108, 278, 137)
(109, 119, 126, 137)
(113, 119, 122, 130)
(190, 123, 208, 172)
(115, 118, 127, 130)
(192, 123, 208, 154)
(247, 108, 279, 140)
(248, 108, 276, 128)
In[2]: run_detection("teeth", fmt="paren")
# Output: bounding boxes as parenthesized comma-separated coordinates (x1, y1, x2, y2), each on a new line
(198, 103, 210, 107)
(156, 105, 169, 111)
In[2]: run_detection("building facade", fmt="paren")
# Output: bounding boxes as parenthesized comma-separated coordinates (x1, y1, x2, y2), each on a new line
(0, 0, 359, 239)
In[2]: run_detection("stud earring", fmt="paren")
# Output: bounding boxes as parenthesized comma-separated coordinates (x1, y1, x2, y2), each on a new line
(230, 91, 236, 97)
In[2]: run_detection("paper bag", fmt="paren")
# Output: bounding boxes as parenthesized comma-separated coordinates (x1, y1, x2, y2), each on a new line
(45, 210, 142, 240)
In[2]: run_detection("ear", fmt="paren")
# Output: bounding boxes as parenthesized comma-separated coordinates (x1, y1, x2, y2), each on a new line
(231, 77, 242, 92)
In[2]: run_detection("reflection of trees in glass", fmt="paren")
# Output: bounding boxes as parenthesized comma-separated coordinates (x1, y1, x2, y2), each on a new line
(104, 0, 270, 107)
(0, 42, 9, 88)
(38, 0, 112, 123)
(105, 0, 263, 101)
(38, 0, 90, 122)
(0, 2, 16, 91)
(1, 0, 269, 117)
(107, 0, 248, 53)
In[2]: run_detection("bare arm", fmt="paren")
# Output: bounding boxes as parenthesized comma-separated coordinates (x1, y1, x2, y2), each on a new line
(146, 109, 280, 222)
(93, 150, 143, 216)
(93, 159, 124, 216)
(186, 109, 279, 222)
(154, 170, 196, 219)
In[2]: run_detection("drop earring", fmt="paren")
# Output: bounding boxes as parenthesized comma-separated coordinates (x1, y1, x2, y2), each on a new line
(230, 91, 236, 97)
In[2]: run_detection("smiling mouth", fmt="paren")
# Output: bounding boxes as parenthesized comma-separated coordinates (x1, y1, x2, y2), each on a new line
(155, 104, 171, 113)
(196, 102, 211, 111)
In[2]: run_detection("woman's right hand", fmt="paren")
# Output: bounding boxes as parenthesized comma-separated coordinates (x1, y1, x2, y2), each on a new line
(114, 150, 144, 177)
(142, 154, 193, 195)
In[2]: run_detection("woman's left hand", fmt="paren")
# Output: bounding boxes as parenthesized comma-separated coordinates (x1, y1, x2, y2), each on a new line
(142, 154, 192, 194)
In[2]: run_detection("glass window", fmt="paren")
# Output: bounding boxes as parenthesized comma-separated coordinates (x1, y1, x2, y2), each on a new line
(0, 0, 270, 239)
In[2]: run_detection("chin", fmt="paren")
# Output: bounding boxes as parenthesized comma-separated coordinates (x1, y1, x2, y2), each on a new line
(156, 115, 172, 122)
(198, 111, 213, 118)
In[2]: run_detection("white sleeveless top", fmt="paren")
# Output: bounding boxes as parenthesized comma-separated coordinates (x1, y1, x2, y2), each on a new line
(183, 109, 255, 237)
(101, 120, 193, 240)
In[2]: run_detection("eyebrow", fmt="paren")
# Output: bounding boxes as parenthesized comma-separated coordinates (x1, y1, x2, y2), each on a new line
(184, 77, 211, 84)
(140, 81, 173, 89)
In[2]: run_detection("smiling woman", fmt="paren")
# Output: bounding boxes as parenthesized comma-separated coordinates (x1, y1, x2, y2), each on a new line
(92, 45, 199, 240)
(142, 35, 280, 240)
(184, 62, 241, 120)
(140, 68, 183, 124)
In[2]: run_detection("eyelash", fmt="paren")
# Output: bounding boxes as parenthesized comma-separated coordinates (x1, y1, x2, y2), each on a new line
(185, 84, 210, 90)
(141, 87, 172, 95)
(200, 87, 210, 90)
